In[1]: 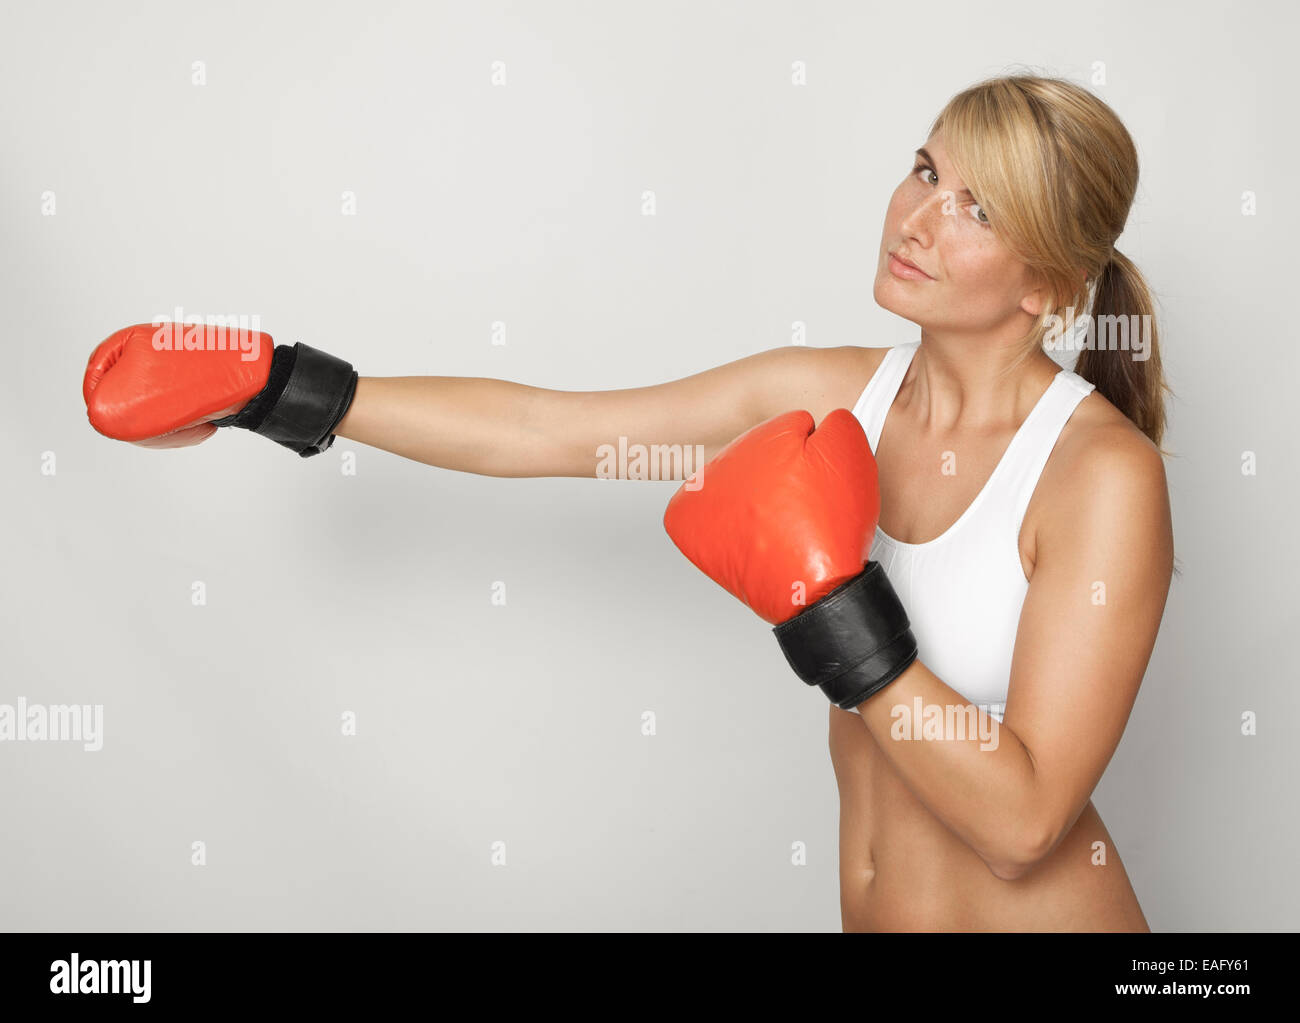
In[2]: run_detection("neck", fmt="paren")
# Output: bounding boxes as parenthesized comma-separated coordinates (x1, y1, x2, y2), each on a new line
(903, 329, 1059, 434)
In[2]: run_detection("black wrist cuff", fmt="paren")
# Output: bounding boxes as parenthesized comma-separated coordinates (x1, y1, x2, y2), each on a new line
(772, 561, 918, 710)
(214, 343, 358, 457)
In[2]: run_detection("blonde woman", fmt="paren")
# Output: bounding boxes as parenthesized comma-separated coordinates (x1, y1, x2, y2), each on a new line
(84, 74, 1172, 932)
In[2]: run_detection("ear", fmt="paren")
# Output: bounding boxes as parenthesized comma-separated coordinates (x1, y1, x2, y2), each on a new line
(1021, 266, 1088, 318)
(1019, 283, 1048, 318)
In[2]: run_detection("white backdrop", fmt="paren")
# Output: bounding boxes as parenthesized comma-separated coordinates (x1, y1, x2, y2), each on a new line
(1, 0, 1296, 930)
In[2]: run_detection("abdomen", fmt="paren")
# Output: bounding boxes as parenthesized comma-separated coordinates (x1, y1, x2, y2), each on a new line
(829, 705, 1148, 932)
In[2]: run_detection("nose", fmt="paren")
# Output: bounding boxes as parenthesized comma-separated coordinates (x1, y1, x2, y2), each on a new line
(898, 190, 948, 240)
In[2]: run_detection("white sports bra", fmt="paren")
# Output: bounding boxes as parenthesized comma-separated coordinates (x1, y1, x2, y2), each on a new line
(850, 341, 1096, 722)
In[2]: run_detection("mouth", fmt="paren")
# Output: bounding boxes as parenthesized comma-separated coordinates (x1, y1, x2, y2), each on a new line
(887, 251, 933, 281)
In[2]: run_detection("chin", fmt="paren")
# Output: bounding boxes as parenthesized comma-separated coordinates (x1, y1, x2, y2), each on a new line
(872, 274, 903, 314)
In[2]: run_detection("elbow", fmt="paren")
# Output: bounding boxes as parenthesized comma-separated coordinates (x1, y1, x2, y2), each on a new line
(985, 822, 1056, 882)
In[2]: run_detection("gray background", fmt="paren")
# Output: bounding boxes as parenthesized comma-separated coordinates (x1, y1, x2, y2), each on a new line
(2, 0, 1295, 931)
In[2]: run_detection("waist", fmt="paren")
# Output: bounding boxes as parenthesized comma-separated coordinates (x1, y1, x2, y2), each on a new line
(830, 707, 1147, 932)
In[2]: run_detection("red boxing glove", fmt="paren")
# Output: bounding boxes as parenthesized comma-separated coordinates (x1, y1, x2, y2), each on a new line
(664, 408, 917, 710)
(83, 323, 274, 446)
(83, 322, 358, 456)
(663, 409, 879, 625)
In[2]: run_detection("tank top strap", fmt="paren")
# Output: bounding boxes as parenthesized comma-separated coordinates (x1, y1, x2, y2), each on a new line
(851, 341, 920, 451)
(850, 342, 1098, 540)
(992, 369, 1098, 530)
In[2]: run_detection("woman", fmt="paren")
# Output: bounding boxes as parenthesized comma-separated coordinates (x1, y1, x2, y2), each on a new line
(85, 74, 1173, 931)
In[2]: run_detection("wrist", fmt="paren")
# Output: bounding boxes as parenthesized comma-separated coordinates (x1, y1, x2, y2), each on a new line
(772, 561, 918, 709)
(213, 342, 358, 456)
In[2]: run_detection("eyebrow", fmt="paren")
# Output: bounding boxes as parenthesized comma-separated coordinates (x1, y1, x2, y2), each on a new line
(914, 148, 973, 198)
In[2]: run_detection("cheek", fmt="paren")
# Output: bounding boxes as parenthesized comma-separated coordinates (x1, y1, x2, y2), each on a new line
(944, 241, 1010, 289)
(941, 258, 1029, 325)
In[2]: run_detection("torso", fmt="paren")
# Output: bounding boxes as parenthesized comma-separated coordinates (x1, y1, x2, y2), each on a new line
(824, 344, 1150, 932)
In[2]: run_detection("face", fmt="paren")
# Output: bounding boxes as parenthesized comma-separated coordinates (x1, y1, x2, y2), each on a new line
(873, 131, 1045, 337)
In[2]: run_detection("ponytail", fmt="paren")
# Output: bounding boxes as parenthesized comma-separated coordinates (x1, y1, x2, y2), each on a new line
(1073, 249, 1172, 451)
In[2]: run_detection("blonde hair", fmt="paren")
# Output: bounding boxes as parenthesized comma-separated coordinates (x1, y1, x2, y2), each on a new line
(929, 73, 1171, 449)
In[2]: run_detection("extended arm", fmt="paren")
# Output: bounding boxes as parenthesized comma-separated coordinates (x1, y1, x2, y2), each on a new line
(332, 345, 879, 478)
(82, 320, 880, 475)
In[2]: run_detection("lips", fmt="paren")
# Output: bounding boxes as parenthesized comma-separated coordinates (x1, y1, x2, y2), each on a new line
(886, 251, 934, 283)
(890, 251, 930, 277)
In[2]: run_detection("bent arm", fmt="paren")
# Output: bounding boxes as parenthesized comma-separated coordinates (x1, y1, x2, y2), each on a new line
(333, 345, 879, 479)
(853, 428, 1174, 879)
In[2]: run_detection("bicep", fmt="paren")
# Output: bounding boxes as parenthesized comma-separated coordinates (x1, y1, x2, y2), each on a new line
(532, 344, 881, 477)
(1003, 435, 1174, 846)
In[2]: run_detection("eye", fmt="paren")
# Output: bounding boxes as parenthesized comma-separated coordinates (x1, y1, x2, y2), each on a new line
(914, 159, 991, 226)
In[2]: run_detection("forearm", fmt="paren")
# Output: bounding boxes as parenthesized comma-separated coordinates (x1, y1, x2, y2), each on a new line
(334, 375, 738, 481)
(334, 376, 581, 478)
(855, 659, 1045, 879)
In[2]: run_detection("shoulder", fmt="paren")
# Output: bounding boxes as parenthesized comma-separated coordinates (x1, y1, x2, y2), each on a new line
(757, 343, 890, 378)
(1052, 389, 1167, 493)
(747, 343, 893, 423)
(1035, 389, 1172, 562)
